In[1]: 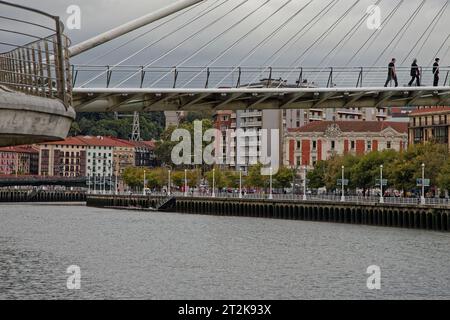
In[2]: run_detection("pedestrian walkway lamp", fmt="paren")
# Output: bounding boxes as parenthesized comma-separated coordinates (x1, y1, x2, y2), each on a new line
(143, 170, 146, 196)
(421, 163, 426, 205)
(341, 165, 345, 202)
(303, 165, 307, 201)
(168, 169, 171, 196)
(380, 165, 384, 204)
(184, 169, 188, 197)
(212, 168, 216, 198)
(239, 168, 243, 199)
(269, 167, 273, 200)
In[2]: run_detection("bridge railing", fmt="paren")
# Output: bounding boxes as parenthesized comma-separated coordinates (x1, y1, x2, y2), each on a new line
(72, 65, 450, 89)
(0, 1, 72, 106)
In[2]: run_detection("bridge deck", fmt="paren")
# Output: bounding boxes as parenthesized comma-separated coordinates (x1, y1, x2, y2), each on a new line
(72, 86, 450, 112)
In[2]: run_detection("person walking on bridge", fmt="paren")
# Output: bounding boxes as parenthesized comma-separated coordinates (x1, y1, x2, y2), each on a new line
(384, 58, 398, 87)
(433, 58, 440, 86)
(408, 59, 421, 86)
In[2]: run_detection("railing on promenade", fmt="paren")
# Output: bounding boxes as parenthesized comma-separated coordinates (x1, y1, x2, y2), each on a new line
(0, 1, 72, 106)
(87, 190, 450, 207)
(72, 65, 450, 89)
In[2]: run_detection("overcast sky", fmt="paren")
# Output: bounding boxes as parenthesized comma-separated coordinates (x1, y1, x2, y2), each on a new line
(2, 0, 449, 86)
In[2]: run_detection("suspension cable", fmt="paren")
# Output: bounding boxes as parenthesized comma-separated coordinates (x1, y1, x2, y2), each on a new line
(114, 0, 251, 88)
(180, 0, 293, 88)
(214, 0, 314, 88)
(401, 0, 449, 65)
(80, 1, 204, 66)
(148, 0, 258, 87)
(246, 0, 340, 85)
(372, 0, 425, 66)
(277, 0, 361, 87)
(429, 33, 450, 65)
(79, 0, 226, 87)
(319, 0, 383, 66)
(307, 0, 383, 86)
(415, 1, 448, 61)
(346, 0, 403, 66)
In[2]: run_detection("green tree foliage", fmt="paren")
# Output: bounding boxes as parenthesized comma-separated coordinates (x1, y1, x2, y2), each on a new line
(305, 143, 450, 195)
(155, 119, 214, 166)
(246, 164, 268, 188)
(274, 166, 294, 189)
(205, 168, 227, 189)
(224, 171, 241, 188)
(437, 160, 450, 191)
(70, 113, 164, 140)
(307, 160, 328, 189)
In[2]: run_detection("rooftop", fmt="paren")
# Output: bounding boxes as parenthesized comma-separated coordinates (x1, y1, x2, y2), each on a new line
(410, 106, 450, 115)
(288, 121, 408, 134)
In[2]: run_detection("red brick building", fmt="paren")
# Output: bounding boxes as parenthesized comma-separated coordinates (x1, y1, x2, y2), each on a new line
(284, 121, 408, 168)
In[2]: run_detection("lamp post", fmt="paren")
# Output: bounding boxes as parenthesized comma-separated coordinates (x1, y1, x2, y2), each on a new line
(109, 162, 112, 194)
(93, 174, 96, 195)
(239, 168, 243, 199)
(212, 168, 216, 198)
(184, 169, 187, 197)
(115, 165, 118, 195)
(143, 169, 146, 196)
(421, 163, 425, 205)
(380, 164, 384, 204)
(102, 174, 106, 195)
(340, 165, 345, 202)
(303, 165, 307, 201)
(168, 169, 171, 196)
(269, 167, 273, 200)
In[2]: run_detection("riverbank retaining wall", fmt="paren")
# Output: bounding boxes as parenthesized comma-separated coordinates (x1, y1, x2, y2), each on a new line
(87, 195, 450, 232)
(0, 190, 86, 202)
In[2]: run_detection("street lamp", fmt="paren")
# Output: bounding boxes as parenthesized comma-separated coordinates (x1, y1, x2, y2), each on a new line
(421, 163, 425, 205)
(269, 167, 273, 200)
(303, 165, 307, 201)
(239, 168, 243, 199)
(380, 164, 384, 204)
(184, 169, 188, 197)
(340, 165, 345, 202)
(168, 169, 171, 196)
(212, 168, 216, 198)
(143, 169, 146, 196)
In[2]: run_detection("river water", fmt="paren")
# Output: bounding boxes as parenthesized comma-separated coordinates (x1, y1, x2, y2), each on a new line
(0, 203, 449, 300)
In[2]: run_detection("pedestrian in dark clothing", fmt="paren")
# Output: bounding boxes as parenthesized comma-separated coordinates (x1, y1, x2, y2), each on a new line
(384, 58, 398, 87)
(408, 59, 421, 86)
(433, 58, 440, 86)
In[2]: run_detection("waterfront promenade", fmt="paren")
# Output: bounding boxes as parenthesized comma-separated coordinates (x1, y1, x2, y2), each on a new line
(86, 193, 450, 233)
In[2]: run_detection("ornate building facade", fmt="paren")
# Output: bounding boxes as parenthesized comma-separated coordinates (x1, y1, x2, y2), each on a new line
(284, 121, 408, 168)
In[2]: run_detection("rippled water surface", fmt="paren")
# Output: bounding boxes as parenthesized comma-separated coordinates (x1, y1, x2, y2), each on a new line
(0, 204, 449, 299)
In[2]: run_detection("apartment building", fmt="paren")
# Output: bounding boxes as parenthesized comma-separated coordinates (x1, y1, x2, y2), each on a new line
(0, 145, 39, 175)
(408, 106, 450, 150)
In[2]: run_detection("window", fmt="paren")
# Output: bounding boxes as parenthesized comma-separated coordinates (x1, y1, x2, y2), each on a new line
(296, 157, 301, 166)
(312, 140, 317, 150)
(386, 141, 392, 149)
(297, 141, 301, 149)
(331, 141, 335, 150)
(367, 141, 372, 151)
(351, 141, 355, 150)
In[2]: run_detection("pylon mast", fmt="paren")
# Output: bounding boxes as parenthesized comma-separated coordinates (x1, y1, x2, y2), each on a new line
(130, 111, 141, 141)
(68, 0, 204, 57)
